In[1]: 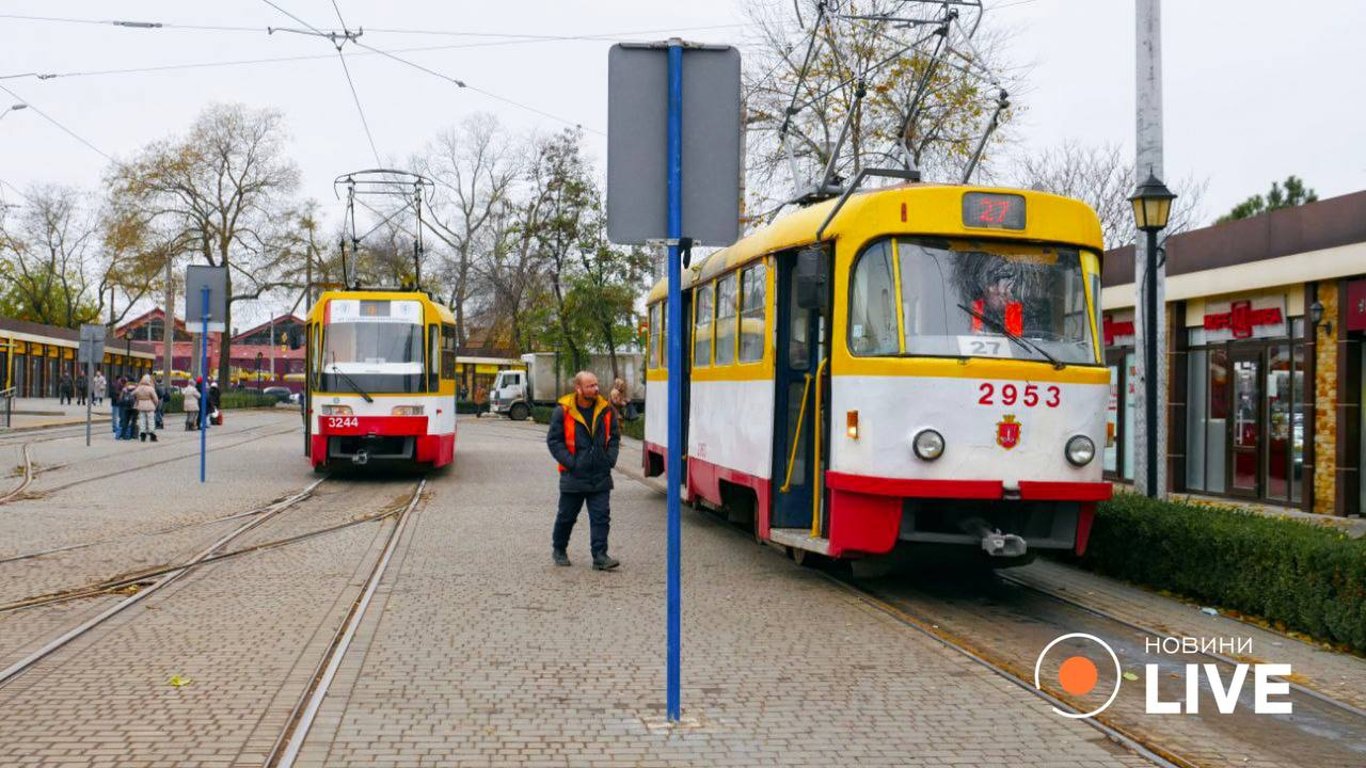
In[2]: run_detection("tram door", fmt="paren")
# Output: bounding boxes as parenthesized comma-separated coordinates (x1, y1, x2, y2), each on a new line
(771, 250, 824, 530)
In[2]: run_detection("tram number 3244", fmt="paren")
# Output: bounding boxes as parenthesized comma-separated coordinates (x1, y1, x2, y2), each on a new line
(977, 383, 1062, 408)
(326, 416, 360, 429)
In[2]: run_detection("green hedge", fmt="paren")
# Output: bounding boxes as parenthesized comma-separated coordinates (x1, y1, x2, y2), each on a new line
(161, 391, 279, 414)
(1080, 494, 1366, 653)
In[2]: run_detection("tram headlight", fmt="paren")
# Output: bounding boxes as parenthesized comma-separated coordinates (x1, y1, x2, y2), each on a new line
(391, 405, 425, 416)
(1065, 435, 1096, 467)
(320, 405, 353, 416)
(912, 429, 945, 461)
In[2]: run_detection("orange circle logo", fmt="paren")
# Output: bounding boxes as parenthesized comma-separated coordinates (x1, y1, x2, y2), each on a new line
(1058, 655, 1099, 696)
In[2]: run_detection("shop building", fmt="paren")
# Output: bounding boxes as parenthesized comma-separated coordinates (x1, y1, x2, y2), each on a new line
(1102, 191, 1365, 516)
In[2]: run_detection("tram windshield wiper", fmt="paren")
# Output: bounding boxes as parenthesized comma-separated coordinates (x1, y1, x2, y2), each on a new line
(330, 362, 374, 403)
(955, 303, 1066, 370)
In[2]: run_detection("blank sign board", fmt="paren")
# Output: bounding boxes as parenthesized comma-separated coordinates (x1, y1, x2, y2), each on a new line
(606, 43, 742, 247)
(185, 265, 227, 332)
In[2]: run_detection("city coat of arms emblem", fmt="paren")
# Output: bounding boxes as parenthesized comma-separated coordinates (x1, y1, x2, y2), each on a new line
(996, 414, 1021, 450)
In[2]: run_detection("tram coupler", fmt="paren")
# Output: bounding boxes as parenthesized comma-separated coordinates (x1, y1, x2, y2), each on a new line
(352, 449, 370, 466)
(963, 518, 1028, 558)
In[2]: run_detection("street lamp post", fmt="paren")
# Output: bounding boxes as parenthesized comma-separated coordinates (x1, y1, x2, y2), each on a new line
(1129, 172, 1177, 499)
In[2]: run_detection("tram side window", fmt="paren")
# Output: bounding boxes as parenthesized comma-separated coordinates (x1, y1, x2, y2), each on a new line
(441, 323, 457, 380)
(740, 263, 766, 363)
(848, 240, 900, 356)
(693, 283, 714, 367)
(714, 273, 738, 366)
(648, 303, 662, 369)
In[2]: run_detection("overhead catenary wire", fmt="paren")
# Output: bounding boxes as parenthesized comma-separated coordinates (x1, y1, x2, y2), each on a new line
(0, 82, 114, 162)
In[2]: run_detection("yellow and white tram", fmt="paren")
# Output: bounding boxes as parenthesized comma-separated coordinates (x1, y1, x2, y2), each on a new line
(304, 289, 459, 470)
(642, 184, 1111, 565)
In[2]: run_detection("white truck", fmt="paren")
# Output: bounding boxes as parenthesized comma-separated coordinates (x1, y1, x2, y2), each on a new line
(489, 351, 644, 421)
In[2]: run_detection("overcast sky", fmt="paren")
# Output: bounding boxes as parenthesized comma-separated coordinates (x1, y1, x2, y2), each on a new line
(2, 1, 1362, 325)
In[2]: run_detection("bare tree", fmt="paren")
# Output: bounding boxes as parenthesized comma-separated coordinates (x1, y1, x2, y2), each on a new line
(1013, 140, 1208, 250)
(108, 103, 301, 385)
(417, 113, 520, 348)
(743, 0, 1019, 219)
(0, 185, 114, 327)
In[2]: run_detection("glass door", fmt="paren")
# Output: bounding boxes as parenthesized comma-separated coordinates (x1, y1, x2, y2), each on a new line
(1229, 348, 1262, 497)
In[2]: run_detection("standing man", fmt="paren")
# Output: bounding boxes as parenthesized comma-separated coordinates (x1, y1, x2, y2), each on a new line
(545, 371, 622, 570)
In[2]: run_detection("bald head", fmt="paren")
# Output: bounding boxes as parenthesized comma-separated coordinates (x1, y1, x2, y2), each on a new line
(573, 371, 599, 406)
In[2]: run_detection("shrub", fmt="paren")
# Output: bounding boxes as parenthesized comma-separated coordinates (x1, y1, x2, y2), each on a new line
(161, 390, 277, 414)
(1081, 494, 1366, 653)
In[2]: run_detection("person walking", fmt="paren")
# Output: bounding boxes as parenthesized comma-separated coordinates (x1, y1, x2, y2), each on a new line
(110, 375, 126, 437)
(207, 380, 222, 427)
(75, 371, 88, 406)
(132, 375, 160, 442)
(183, 379, 201, 431)
(117, 379, 138, 440)
(92, 370, 105, 407)
(153, 375, 168, 430)
(545, 371, 621, 570)
(58, 370, 73, 405)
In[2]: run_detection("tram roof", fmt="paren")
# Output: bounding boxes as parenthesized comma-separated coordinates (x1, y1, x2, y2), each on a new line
(645, 183, 1103, 304)
(307, 289, 456, 324)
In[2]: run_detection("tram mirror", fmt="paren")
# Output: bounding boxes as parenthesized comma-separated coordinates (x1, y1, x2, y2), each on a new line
(795, 246, 829, 312)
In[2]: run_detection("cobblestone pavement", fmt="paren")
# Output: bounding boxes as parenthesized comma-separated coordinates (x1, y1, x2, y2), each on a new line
(0, 472, 415, 767)
(0, 413, 310, 604)
(290, 417, 1153, 767)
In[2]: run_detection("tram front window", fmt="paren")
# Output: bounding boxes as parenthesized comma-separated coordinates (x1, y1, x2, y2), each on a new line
(848, 237, 1101, 365)
(321, 299, 427, 392)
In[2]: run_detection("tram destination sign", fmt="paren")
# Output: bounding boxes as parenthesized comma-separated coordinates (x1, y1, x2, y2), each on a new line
(606, 42, 742, 246)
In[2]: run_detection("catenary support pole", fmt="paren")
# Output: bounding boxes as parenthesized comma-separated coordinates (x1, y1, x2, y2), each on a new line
(665, 38, 684, 724)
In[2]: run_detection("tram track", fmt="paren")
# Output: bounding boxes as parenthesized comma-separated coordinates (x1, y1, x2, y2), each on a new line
(0, 444, 34, 504)
(263, 478, 427, 768)
(828, 569, 1366, 767)
(0, 420, 300, 507)
(0, 477, 326, 689)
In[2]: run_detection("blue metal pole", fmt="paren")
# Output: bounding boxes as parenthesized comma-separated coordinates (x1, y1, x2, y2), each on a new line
(665, 40, 684, 724)
(200, 286, 209, 484)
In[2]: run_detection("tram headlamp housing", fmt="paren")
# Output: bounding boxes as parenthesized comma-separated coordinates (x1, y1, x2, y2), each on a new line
(391, 405, 425, 416)
(320, 405, 353, 416)
(913, 429, 945, 461)
(1066, 435, 1096, 467)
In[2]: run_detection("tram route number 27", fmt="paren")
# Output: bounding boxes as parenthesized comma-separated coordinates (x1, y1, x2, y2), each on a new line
(326, 416, 360, 429)
(977, 382, 1060, 408)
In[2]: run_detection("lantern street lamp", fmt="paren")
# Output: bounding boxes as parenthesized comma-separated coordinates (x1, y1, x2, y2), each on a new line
(1129, 172, 1176, 499)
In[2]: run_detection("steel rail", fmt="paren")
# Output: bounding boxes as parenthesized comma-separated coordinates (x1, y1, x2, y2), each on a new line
(267, 478, 427, 768)
(0, 444, 34, 503)
(0, 477, 326, 689)
(998, 572, 1366, 721)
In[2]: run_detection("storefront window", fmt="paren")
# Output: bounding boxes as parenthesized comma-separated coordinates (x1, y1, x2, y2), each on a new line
(1266, 344, 1292, 502)
(1123, 352, 1136, 481)
(1292, 339, 1308, 504)
(1104, 363, 1120, 474)
(1206, 347, 1229, 494)
(1186, 349, 1208, 491)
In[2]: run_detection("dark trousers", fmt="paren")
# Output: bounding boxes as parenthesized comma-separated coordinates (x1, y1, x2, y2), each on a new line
(553, 490, 611, 556)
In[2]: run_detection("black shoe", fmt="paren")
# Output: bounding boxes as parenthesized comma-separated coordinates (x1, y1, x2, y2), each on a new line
(149, 433, 158, 442)
(139, 433, 147, 442)
(592, 554, 620, 571)
(552, 549, 571, 567)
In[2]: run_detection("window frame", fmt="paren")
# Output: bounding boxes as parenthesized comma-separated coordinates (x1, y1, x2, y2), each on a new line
(693, 283, 714, 368)
(714, 272, 739, 366)
(738, 261, 767, 365)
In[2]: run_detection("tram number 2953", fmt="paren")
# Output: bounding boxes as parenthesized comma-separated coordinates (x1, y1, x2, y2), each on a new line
(326, 416, 360, 429)
(978, 382, 1060, 408)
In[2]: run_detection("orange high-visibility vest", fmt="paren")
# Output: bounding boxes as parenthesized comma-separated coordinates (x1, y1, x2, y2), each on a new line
(558, 405, 612, 473)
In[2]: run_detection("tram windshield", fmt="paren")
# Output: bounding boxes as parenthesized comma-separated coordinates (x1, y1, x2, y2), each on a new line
(848, 237, 1101, 365)
(320, 299, 426, 392)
